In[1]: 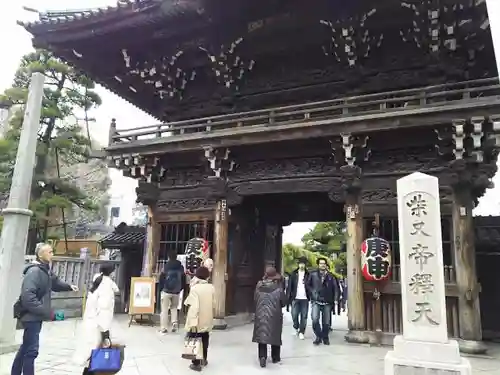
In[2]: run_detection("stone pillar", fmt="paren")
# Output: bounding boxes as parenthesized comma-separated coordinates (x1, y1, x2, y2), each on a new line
(213, 199, 229, 329)
(342, 165, 368, 343)
(449, 160, 486, 354)
(0, 73, 45, 353)
(385, 172, 471, 375)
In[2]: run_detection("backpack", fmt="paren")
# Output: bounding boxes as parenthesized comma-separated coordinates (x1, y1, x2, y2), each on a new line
(163, 269, 182, 294)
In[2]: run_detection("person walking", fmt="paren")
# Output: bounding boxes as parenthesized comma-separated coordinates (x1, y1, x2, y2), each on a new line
(11, 243, 78, 375)
(252, 266, 286, 368)
(307, 258, 339, 346)
(159, 250, 186, 333)
(73, 265, 119, 374)
(338, 277, 347, 314)
(184, 266, 215, 372)
(286, 257, 310, 340)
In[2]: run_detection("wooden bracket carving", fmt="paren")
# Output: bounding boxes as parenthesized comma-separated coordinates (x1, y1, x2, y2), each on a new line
(340, 165, 363, 197)
(320, 8, 383, 67)
(206, 178, 243, 206)
(114, 155, 165, 183)
(135, 182, 160, 206)
(330, 133, 370, 167)
(204, 146, 236, 179)
(436, 117, 500, 164)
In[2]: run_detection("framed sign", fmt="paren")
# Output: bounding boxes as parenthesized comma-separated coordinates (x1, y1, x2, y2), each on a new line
(129, 277, 156, 315)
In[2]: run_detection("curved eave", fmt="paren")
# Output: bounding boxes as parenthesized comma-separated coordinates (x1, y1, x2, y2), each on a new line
(53, 47, 161, 121)
(18, 0, 202, 44)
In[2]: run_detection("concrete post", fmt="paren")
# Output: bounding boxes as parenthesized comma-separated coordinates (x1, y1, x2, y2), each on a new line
(0, 73, 45, 353)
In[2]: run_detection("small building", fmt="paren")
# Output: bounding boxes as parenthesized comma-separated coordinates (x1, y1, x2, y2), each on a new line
(99, 222, 146, 310)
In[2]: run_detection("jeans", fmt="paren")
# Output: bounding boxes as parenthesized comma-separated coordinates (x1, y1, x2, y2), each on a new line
(258, 344, 281, 361)
(188, 332, 209, 366)
(311, 302, 332, 339)
(11, 321, 42, 375)
(160, 292, 180, 330)
(291, 299, 309, 334)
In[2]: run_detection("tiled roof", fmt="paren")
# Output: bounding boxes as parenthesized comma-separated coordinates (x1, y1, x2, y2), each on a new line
(99, 223, 146, 248)
(17, 0, 155, 29)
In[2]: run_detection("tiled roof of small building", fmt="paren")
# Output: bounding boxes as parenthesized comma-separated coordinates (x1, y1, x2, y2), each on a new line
(99, 222, 146, 248)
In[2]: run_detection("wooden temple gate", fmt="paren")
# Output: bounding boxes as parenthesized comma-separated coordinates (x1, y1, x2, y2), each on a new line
(19, 0, 500, 352)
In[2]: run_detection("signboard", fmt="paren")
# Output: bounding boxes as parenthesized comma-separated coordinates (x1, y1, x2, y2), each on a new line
(487, 0, 500, 76)
(129, 277, 156, 315)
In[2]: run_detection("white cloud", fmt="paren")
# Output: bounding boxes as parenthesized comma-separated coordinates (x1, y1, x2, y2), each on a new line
(1, 1, 499, 229)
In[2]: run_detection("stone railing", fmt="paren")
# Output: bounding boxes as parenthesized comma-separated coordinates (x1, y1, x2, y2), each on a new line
(23, 255, 123, 318)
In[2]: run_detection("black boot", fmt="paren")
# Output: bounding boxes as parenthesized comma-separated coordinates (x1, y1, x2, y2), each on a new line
(259, 357, 267, 368)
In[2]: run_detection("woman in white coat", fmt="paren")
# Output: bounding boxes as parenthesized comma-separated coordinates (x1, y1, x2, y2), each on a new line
(73, 265, 119, 375)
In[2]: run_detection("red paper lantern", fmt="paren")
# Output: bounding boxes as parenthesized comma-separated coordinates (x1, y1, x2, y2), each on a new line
(184, 237, 210, 274)
(361, 236, 392, 281)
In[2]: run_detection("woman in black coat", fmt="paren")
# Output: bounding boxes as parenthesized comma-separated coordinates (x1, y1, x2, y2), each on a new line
(252, 266, 286, 368)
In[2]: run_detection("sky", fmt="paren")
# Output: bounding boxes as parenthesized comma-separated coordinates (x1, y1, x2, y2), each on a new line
(0, 1, 499, 246)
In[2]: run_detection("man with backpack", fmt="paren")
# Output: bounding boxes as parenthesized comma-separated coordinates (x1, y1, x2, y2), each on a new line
(159, 250, 186, 333)
(12, 243, 78, 375)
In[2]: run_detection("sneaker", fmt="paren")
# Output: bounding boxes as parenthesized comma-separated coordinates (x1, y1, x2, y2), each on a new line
(159, 329, 168, 334)
(292, 329, 299, 336)
(298, 333, 305, 340)
(313, 338, 322, 345)
(172, 323, 178, 333)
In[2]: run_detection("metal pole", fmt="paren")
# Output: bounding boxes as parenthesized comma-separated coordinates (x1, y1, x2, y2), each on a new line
(0, 73, 45, 351)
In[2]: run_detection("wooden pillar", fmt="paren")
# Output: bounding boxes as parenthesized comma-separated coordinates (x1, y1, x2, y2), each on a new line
(451, 182, 486, 353)
(142, 206, 157, 277)
(213, 199, 229, 329)
(342, 166, 368, 344)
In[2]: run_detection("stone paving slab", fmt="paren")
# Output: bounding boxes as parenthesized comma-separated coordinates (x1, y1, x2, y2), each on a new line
(1, 312, 499, 375)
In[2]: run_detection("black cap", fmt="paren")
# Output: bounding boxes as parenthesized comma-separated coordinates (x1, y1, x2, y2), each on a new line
(297, 256, 307, 264)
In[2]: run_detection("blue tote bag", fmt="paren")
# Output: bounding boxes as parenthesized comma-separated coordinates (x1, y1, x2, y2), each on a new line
(89, 347, 122, 372)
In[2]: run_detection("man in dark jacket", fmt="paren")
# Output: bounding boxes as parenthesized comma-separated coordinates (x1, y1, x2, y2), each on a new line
(158, 250, 186, 333)
(286, 256, 310, 340)
(11, 243, 77, 375)
(307, 257, 339, 346)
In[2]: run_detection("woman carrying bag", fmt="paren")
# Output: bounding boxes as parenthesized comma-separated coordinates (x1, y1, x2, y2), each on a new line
(183, 266, 215, 372)
(73, 265, 121, 374)
(252, 266, 286, 368)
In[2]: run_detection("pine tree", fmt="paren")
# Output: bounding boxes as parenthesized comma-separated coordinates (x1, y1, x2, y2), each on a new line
(0, 50, 105, 249)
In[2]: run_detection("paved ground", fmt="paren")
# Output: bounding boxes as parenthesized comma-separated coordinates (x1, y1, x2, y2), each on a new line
(1, 311, 500, 375)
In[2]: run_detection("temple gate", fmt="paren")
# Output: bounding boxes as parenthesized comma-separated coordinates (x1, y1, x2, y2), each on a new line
(20, 0, 500, 352)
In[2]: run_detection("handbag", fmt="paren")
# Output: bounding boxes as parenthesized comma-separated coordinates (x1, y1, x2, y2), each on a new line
(89, 347, 122, 372)
(182, 335, 203, 360)
(13, 297, 25, 319)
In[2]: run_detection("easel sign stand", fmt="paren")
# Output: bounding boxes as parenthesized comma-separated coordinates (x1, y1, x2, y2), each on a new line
(385, 173, 471, 375)
(128, 277, 156, 327)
